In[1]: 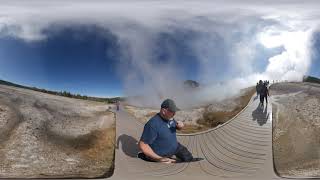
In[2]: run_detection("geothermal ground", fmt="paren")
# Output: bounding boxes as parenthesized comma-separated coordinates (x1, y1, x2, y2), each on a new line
(271, 82, 320, 177)
(124, 87, 255, 133)
(0, 84, 115, 178)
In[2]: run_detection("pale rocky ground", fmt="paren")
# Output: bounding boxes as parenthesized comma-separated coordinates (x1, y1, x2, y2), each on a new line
(124, 105, 205, 126)
(124, 88, 252, 128)
(271, 82, 320, 177)
(0, 84, 115, 178)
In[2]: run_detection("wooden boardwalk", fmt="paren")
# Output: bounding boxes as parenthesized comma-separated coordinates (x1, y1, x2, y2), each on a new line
(109, 97, 316, 180)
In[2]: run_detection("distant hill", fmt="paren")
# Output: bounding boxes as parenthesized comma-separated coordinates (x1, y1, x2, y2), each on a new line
(303, 75, 320, 84)
(0, 79, 123, 103)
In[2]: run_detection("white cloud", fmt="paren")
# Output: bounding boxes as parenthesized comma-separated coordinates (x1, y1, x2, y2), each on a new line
(261, 30, 314, 81)
(1, 0, 320, 107)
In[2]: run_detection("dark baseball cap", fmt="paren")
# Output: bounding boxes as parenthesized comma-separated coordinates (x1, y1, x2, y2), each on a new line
(161, 99, 180, 112)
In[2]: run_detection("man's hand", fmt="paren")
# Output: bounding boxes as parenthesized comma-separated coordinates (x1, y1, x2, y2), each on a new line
(157, 157, 176, 164)
(176, 121, 184, 129)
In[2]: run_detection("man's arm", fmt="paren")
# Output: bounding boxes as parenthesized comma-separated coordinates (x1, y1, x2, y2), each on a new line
(139, 141, 162, 160)
(139, 141, 175, 163)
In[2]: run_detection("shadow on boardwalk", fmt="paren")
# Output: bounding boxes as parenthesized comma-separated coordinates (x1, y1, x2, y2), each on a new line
(116, 134, 139, 158)
(252, 103, 269, 126)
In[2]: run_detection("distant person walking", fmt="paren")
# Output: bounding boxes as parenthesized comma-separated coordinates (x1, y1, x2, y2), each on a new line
(257, 80, 263, 104)
(138, 99, 193, 163)
(256, 83, 259, 97)
(116, 101, 120, 111)
(259, 81, 269, 105)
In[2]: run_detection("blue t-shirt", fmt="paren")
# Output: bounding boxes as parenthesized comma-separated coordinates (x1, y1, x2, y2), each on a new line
(140, 113, 178, 157)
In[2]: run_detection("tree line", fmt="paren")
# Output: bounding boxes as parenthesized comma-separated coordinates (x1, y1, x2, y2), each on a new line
(0, 79, 123, 103)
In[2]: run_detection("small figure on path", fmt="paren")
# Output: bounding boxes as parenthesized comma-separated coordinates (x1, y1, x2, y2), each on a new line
(116, 101, 120, 111)
(259, 81, 269, 105)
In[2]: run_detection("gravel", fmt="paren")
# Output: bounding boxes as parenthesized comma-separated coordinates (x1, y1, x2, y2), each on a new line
(271, 82, 320, 177)
(0, 84, 115, 178)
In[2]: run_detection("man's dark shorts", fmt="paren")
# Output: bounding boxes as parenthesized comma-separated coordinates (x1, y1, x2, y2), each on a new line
(175, 143, 193, 162)
(138, 143, 193, 162)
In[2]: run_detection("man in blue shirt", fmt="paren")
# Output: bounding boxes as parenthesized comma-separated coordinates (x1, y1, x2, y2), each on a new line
(138, 99, 193, 163)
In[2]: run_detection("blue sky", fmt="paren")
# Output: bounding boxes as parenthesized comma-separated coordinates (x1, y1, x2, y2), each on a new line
(0, 24, 319, 98)
(0, 25, 202, 97)
(0, 26, 123, 97)
(310, 32, 320, 78)
(0, 1, 319, 99)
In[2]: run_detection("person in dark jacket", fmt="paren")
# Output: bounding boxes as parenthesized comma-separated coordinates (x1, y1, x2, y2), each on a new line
(116, 101, 120, 111)
(260, 82, 269, 105)
(256, 83, 259, 97)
